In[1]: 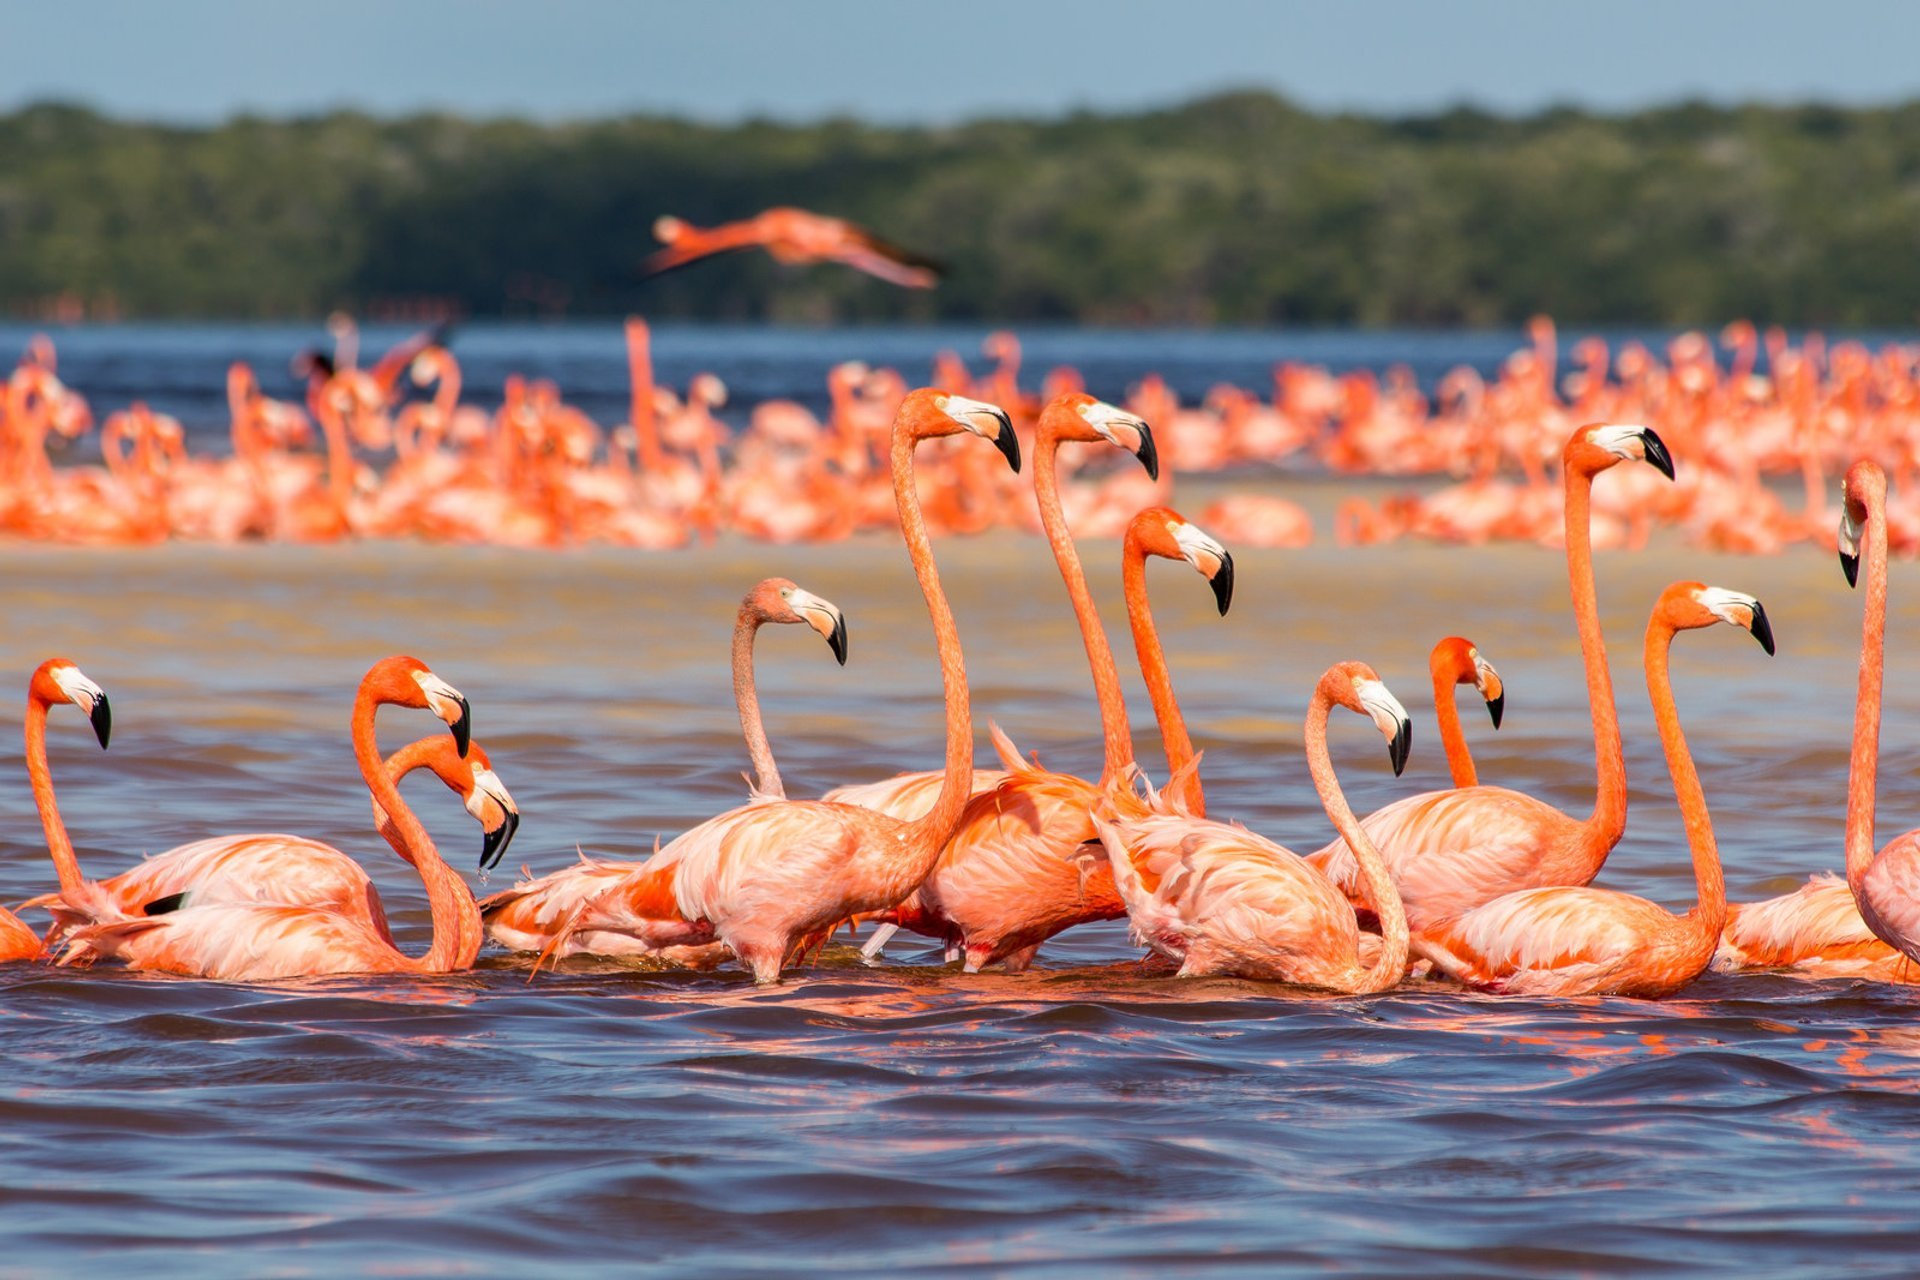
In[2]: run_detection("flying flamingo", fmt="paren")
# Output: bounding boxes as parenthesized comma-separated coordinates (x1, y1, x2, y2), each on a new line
(1717, 461, 1920, 981)
(489, 391, 1016, 983)
(40, 657, 493, 980)
(642, 208, 944, 289)
(479, 578, 851, 960)
(1411, 581, 1774, 997)
(1306, 424, 1676, 930)
(1429, 637, 1505, 789)
(1091, 662, 1415, 993)
(855, 393, 1158, 972)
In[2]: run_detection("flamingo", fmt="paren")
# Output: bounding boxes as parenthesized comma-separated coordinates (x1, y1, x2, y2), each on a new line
(39, 657, 492, 980)
(1091, 662, 1415, 994)
(1306, 424, 1676, 930)
(1428, 637, 1505, 789)
(1717, 461, 1920, 981)
(480, 578, 851, 959)
(641, 208, 943, 289)
(1119, 507, 1234, 817)
(488, 391, 1017, 982)
(1411, 581, 1774, 997)
(28, 734, 516, 958)
(854, 394, 1158, 972)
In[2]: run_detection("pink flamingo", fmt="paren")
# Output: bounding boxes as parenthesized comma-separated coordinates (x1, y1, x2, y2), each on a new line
(1092, 662, 1415, 993)
(40, 657, 493, 980)
(489, 390, 1017, 983)
(1428, 637, 1505, 789)
(487, 393, 1021, 982)
(1717, 461, 1920, 981)
(855, 393, 1157, 972)
(1306, 424, 1675, 930)
(480, 578, 850, 960)
(1412, 581, 1774, 996)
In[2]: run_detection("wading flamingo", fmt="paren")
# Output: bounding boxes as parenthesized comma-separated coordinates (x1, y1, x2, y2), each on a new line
(479, 578, 850, 959)
(1307, 424, 1675, 930)
(30, 735, 516, 956)
(1430, 637, 1505, 789)
(489, 392, 1018, 981)
(1092, 662, 1415, 994)
(642, 208, 943, 289)
(1412, 582, 1774, 997)
(1717, 461, 1920, 980)
(857, 393, 1158, 972)
(41, 657, 491, 980)
(0, 661, 111, 962)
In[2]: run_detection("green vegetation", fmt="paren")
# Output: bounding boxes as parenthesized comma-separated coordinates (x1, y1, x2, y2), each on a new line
(4, 93, 1920, 325)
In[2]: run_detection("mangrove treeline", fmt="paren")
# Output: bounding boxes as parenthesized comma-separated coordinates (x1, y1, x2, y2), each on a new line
(4, 92, 1920, 326)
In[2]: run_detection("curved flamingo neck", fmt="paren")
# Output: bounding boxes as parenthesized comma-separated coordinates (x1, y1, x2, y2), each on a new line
(26, 695, 82, 893)
(893, 426, 973, 853)
(1432, 665, 1476, 789)
(1305, 689, 1407, 992)
(316, 393, 355, 511)
(1847, 498, 1888, 892)
(1565, 465, 1628, 848)
(1034, 427, 1132, 782)
(1643, 614, 1724, 941)
(351, 690, 473, 971)
(1123, 536, 1201, 814)
(732, 604, 782, 800)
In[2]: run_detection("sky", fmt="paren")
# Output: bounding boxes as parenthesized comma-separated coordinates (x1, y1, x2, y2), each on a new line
(6, 0, 1918, 125)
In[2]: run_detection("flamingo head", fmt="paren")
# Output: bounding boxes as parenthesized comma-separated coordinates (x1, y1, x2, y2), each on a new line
(32, 659, 111, 748)
(1041, 393, 1157, 480)
(1326, 662, 1412, 777)
(752, 578, 848, 666)
(1663, 583, 1775, 655)
(366, 656, 472, 757)
(1839, 459, 1886, 588)
(898, 388, 1018, 472)
(1431, 637, 1503, 729)
(1565, 423, 1674, 481)
(1128, 507, 1233, 615)
(376, 738, 520, 871)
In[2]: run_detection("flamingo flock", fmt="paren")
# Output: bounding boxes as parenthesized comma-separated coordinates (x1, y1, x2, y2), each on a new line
(8, 315, 1920, 553)
(3, 366, 1919, 1000)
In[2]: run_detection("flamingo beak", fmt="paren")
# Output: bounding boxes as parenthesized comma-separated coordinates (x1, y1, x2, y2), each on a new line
(1841, 549, 1860, 588)
(827, 613, 848, 666)
(1209, 550, 1234, 616)
(89, 694, 112, 749)
(1638, 427, 1675, 481)
(449, 697, 471, 757)
(1388, 717, 1411, 777)
(1748, 601, 1776, 656)
(1133, 422, 1159, 482)
(1487, 692, 1505, 730)
(481, 809, 519, 872)
(990, 411, 1021, 474)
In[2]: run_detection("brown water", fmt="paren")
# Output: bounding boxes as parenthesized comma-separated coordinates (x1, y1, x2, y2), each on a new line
(3, 530, 1919, 1276)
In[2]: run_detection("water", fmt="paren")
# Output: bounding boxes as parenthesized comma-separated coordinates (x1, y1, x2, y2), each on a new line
(3, 325, 1920, 1274)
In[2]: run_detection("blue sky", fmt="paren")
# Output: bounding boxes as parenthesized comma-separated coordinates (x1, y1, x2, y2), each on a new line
(7, 0, 1917, 123)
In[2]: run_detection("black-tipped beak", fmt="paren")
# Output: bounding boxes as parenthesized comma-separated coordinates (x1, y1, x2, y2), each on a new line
(1388, 718, 1411, 777)
(1639, 427, 1675, 481)
(1841, 550, 1860, 589)
(1209, 551, 1234, 616)
(1133, 422, 1159, 482)
(1487, 692, 1505, 730)
(827, 615, 848, 666)
(991, 413, 1021, 474)
(89, 695, 112, 749)
(449, 697, 471, 758)
(1749, 601, 1776, 656)
(480, 809, 519, 872)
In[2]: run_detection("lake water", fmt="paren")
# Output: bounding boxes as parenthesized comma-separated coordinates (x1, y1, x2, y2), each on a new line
(1, 324, 1918, 1276)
